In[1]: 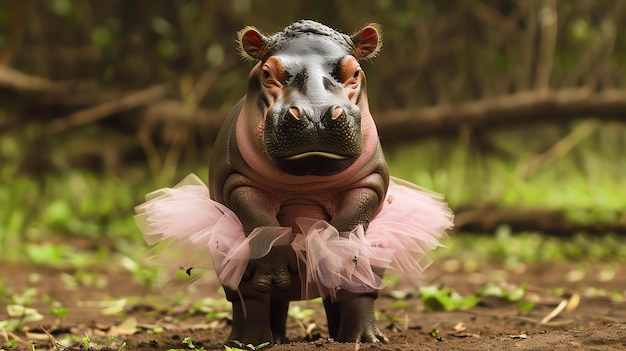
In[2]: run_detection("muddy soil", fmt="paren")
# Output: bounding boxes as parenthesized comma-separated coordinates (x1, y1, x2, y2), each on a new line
(1, 259, 625, 351)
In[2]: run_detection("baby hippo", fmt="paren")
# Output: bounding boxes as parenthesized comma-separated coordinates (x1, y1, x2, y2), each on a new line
(135, 20, 453, 346)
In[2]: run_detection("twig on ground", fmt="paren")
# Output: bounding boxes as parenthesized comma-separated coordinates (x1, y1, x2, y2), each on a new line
(540, 299, 567, 325)
(39, 326, 63, 351)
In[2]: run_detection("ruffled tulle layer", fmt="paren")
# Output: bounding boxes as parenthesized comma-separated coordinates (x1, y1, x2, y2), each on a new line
(135, 174, 454, 294)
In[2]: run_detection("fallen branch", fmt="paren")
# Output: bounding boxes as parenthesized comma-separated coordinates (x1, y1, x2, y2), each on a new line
(0, 64, 70, 93)
(375, 89, 626, 140)
(140, 100, 224, 135)
(47, 85, 168, 134)
(454, 207, 626, 236)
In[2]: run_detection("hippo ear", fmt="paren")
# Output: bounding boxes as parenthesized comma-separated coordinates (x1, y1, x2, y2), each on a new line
(350, 23, 382, 60)
(238, 26, 269, 61)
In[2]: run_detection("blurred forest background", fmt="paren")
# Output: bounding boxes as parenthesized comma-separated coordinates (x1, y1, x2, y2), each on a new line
(1, 0, 625, 261)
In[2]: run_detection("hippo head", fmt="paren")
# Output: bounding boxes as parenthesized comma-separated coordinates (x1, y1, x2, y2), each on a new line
(238, 20, 381, 176)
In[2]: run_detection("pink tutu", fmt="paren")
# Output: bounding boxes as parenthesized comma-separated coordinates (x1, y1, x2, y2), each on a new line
(135, 174, 453, 295)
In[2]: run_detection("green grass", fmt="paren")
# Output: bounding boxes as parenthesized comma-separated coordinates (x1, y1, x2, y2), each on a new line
(433, 225, 626, 264)
(385, 121, 626, 210)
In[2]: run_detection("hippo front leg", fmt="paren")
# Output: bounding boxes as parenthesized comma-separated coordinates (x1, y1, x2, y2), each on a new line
(225, 184, 298, 345)
(229, 185, 298, 292)
(326, 181, 389, 343)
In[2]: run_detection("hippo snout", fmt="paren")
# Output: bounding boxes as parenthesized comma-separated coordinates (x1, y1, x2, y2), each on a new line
(287, 105, 345, 123)
(265, 104, 362, 176)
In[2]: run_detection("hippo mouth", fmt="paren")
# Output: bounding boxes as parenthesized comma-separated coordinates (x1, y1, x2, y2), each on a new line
(274, 151, 357, 176)
(282, 151, 351, 161)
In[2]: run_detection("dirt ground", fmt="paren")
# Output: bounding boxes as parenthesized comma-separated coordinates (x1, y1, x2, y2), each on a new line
(1, 259, 625, 351)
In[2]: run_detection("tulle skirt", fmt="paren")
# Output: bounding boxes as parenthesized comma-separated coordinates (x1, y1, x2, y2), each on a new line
(135, 174, 453, 296)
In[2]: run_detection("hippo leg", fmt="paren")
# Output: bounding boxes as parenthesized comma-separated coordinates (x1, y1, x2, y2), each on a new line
(224, 286, 272, 346)
(322, 297, 341, 339)
(269, 298, 290, 344)
(332, 291, 389, 343)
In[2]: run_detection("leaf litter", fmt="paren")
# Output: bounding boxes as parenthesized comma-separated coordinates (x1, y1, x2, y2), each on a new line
(1, 259, 625, 350)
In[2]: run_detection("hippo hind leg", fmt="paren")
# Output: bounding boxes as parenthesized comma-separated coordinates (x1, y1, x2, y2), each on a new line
(269, 298, 290, 344)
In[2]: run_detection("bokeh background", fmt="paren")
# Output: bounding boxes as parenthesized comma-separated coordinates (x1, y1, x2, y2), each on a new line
(1, 0, 625, 262)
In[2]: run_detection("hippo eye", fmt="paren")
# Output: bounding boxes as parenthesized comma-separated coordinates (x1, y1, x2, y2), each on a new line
(262, 68, 271, 79)
(353, 69, 361, 78)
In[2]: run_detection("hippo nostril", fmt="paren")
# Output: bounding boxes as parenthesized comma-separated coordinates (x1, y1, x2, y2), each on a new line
(288, 106, 301, 120)
(330, 105, 343, 120)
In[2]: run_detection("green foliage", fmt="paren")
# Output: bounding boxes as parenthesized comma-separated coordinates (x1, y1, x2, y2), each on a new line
(437, 228, 626, 264)
(0, 137, 166, 265)
(81, 335, 93, 349)
(479, 283, 535, 312)
(288, 304, 315, 321)
(0, 304, 44, 331)
(419, 285, 481, 312)
(225, 340, 270, 351)
(386, 122, 626, 211)
(182, 336, 200, 350)
(0, 286, 43, 332)
(48, 300, 69, 320)
(479, 283, 527, 302)
(164, 336, 206, 351)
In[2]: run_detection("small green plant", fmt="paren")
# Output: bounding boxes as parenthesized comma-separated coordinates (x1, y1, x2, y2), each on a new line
(225, 340, 270, 351)
(479, 283, 536, 312)
(419, 285, 481, 312)
(183, 336, 200, 349)
(43, 295, 69, 326)
(166, 336, 206, 351)
(82, 334, 93, 349)
(0, 284, 43, 332)
(428, 328, 442, 342)
(0, 304, 44, 331)
(6, 338, 19, 348)
(50, 302, 69, 322)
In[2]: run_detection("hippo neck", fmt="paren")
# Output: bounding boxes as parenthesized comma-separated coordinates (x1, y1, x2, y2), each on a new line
(235, 99, 380, 190)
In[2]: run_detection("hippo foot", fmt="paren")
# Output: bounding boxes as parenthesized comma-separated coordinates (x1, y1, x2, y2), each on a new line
(226, 318, 272, 348)
(224, 287, 272, 346)
(339, 323, 389, 343)
(224, 284, 294, 347)
(325, 294, 389, 343)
